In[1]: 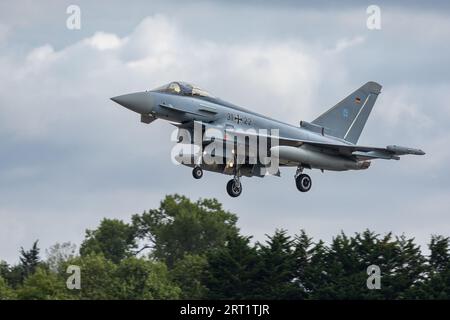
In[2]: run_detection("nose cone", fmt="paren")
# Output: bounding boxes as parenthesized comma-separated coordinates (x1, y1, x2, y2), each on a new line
(111, 91, 154, 114)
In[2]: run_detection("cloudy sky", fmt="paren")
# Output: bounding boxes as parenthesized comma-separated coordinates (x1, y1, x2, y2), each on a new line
(1, 0, 449, 263)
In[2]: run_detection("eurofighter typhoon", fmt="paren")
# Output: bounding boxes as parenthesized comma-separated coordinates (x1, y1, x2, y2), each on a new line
(111, 81, 424, 197)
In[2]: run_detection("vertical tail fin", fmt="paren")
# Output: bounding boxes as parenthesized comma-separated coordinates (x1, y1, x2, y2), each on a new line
(311, 81, 382, 144)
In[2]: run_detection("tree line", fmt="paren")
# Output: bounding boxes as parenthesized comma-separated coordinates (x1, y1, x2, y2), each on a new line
(0, 194, 449, 299)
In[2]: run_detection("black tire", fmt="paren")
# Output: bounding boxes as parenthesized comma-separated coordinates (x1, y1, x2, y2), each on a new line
(192, 166, 203, 179)
(296, 174, 312, 192)
(226, 179, 242, 197)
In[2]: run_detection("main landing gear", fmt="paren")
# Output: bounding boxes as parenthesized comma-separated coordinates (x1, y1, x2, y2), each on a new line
(192, 166, 203, 179)
(194, 165, 311, 196)
(226, 176, 242, 197)
(295, 166, 312, 192)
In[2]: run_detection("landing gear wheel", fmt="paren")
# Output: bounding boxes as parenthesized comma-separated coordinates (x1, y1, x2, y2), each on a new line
(296, 174, 312, 192)
(226, 179, 242, 197)
(192, 166, 203, 179)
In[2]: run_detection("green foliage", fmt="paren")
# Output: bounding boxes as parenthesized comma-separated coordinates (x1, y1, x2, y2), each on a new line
(407, 235, 450, 299)
(1, 195, 449, 300)
(114, 257, 181, 299)
(16, 267, 68, 300)
(63, 254, 181, 300)
(171, 254, 208, 299)
(303, 230, 427, 299)
(19, 240, 40, 280)
(292, 230, 315, 298)
(132, 194, 239, 267)
(0, 261, 10, 286)
(254, 230, 301, 299)
(80, 219, 137, 263)
(429, 235, 450, 273)
(205, 234, 261, 299)
(66, 254, 118, 299)
(2, 265, 24, 289)
(0, 276, 16, 300)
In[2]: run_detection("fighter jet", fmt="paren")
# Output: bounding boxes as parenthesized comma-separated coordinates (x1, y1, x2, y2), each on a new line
(111, 81, 425, 197)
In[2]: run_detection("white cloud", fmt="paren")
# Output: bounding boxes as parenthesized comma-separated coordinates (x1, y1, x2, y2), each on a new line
(26, 44, 54, 61)
(86, 32, 123, 51)
(327, 36, 365, 54)
(0, 14, 322, 140)
(374, 85, 433, 129)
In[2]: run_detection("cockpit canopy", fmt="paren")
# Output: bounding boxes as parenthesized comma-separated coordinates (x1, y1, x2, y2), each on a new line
(152, 81, 214, 98)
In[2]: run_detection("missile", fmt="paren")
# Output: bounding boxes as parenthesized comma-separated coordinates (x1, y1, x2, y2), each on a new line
(386, 145, 425, 155)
